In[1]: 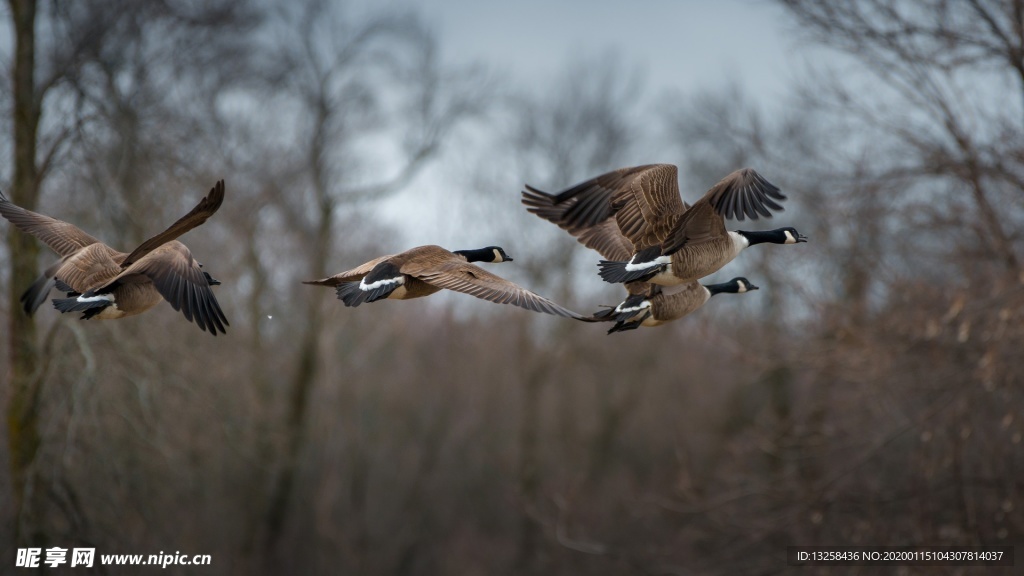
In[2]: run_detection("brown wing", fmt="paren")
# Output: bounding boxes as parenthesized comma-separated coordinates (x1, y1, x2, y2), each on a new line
(575, 220, 636, 261)
(303, 254, 394, 286)
(53, 244, 127, 293)
(97, 242, 228, 334)
(608, 164, 688, 247)
(414, 260, 590, 319)
(522, 187, 634, 260)
(543, 165, 658, 229)
(701, 168, 785, 222)
(662, 168, 785, 254)
(660, 202, 729, 254)
(525, 164, 682, 239)
(121, 180, 226, 267)
(0, 191, 103, 257)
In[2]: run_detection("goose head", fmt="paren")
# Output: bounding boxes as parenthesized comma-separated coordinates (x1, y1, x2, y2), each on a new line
(455, 246, 513, 263)
(736, 227, 808, 246)
(706, 277, 759, 295)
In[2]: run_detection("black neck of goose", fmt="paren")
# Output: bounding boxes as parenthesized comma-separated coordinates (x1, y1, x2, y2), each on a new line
(454, 248, 493, 263)
(737, 229, 785, 246)
(705, 280, 737, 296)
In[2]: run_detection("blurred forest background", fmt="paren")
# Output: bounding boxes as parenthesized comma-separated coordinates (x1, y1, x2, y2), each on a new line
(1, 0, 1022, 574)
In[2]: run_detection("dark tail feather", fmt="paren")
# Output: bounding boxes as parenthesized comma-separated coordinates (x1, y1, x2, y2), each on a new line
(54, 278, 78, 294)
(335, 281, 398, 306)
(607, 308, 652, 334)
(335, 282, 370, 307)
(598, 259, 659, 284)
(303, 277, 339, 287)
(591, 306, 618, 322)
(593, 297, 651, 333)
(364, 283, 399, 303)
(606, 317, 645, 334)
(52, 296, 111, 320)
(20, 260, 69, 315)
(20, 275, 57, 316)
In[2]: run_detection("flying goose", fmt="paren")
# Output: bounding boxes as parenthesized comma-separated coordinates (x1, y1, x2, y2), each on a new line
(523, 177, 758, 333)
(593, 278, 757, 333)
(305, 245, 590, 319)
(0, 181, 229, 335)
(524, 164, 806, 287)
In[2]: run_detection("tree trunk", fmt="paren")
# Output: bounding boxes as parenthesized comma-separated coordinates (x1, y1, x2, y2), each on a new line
(6, 0, 43, 548)
(263, 184, 332, 550)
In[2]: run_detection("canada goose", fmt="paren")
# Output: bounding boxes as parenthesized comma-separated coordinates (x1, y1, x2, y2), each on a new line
(305, 245, 590, 319)
(0, 181, 229, 335)
(592, 278, 758, 333)
(523, 176, 758, 333)
(524, 164, 806, 286)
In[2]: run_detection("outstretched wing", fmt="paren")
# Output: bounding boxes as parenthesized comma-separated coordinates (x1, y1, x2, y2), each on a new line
(0, 191, 103, 256)
(662, 168, 785, 254)
(415, 261, 591, 320)
(524, 164, 686, 251)
(607, 164, 688, 247)
(701, 167, 785, 222)
(97, 242, 228, 335)
(121, 180, 226, 267)
(522, 186, 635, 260)
(53, 244, 127, 294)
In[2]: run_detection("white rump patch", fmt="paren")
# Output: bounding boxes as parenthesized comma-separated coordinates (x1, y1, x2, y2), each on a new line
(615, 300, 651, 314)
(77, 294, 115, 304)
(359, 276, 404, 291)
(624, 254, 670, 272)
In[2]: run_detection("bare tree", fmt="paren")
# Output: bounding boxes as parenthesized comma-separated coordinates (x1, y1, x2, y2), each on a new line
(241, 0, 487, 555)
(455, 54, 643, 573)
(6, 0, 44, 549)
(3, 0, 257, 552)
(622, 2, 1024, 572)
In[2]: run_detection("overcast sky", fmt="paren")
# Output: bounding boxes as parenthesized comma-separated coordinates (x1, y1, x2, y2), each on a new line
(414, 0, 798, 105)
(372, 0, 814, 249)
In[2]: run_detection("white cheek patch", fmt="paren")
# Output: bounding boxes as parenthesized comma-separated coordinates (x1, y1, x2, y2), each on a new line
(625, 254, 670, 272)
(492, 248, 503, 263)
(784, 230, 796, 244)
(359, 276, 405, 292)
(736, 280, 747, 293)
(77, 294, 115, 304)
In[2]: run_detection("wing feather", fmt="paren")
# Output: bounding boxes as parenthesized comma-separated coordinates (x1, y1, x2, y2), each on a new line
(121, 180, 226, 267)
(97, 242, 228, 334)
(0, 191, 103, 257)
(610, 164, 686, 246)
(522, 187, 634, 260)
(53, 244, 127, 293)
(415, 261, 589, 319)
(662, 168, 786, 254)
(702, 168, 786, 222)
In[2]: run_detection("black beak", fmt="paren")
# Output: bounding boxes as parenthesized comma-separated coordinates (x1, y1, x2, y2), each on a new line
(797, 233, 809, 243)
(748, 283, 760, 291)
(504, 256, 514, 262)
